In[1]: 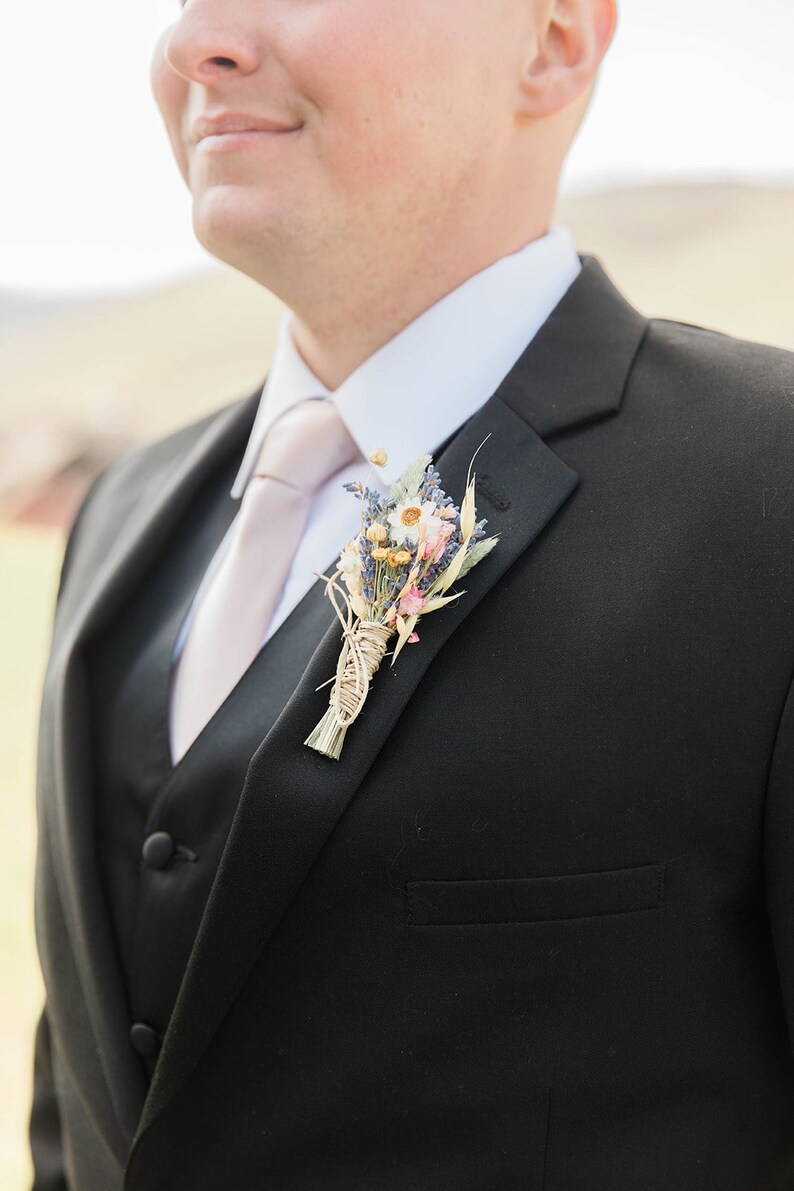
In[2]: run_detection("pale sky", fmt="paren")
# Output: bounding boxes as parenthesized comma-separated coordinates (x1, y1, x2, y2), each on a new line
(3, 0, 792, 296)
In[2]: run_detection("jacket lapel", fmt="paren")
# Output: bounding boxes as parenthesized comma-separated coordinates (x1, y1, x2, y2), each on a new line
(38, 386, 264, 1160)
(131, 254, 649, 1145)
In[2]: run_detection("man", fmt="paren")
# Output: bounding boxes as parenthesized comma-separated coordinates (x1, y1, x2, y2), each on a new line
(27, 0, 794, 1187)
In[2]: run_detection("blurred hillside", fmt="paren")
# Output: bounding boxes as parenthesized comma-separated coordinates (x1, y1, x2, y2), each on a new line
(1, 180, 792, 526)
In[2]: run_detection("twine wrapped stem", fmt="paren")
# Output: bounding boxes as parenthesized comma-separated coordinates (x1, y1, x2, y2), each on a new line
(304, 570, 394, 759)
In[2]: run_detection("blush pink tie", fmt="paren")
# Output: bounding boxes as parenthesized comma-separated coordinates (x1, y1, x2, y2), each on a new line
(169, 397, 362, 765)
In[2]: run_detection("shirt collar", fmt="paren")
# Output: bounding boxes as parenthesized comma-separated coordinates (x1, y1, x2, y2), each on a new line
(230, 222, 581, 500)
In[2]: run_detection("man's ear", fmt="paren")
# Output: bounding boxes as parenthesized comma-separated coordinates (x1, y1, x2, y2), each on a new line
(518, 0, 617, 119)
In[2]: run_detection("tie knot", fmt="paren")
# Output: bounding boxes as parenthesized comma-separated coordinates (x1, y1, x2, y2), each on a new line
(252, 398, 363, 495)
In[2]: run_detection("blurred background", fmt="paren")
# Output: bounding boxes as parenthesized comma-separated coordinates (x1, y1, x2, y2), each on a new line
(2, 0, 792, 1185)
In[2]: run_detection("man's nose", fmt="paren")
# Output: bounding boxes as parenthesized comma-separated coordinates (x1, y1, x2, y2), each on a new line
(162, 1, 260, 84)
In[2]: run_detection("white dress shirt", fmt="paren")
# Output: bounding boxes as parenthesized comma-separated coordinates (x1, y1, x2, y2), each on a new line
(170, 223, 581, 680)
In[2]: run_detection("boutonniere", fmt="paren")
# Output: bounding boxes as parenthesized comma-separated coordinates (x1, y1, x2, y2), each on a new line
(304, 438, 499, 760)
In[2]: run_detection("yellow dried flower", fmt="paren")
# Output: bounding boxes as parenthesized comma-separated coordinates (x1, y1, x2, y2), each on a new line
(387, 551, 401, 568)
(394, 550, 412, 565)
(366, 523, 388, 543)
(369, 447, 388, 467)
(371, 547, 390, 561)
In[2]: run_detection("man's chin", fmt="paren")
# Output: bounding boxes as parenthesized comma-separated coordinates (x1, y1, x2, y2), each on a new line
(190, 188, 283, 264)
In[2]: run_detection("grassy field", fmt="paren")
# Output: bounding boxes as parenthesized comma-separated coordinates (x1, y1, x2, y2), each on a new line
(1, 524, 63, 1190)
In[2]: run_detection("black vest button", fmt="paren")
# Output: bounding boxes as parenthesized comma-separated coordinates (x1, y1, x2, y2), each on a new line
(130, 1022, 162, 1057)
(142, 831, 175, 869)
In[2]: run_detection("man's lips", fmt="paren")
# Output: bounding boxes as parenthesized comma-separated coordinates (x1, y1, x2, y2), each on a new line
(194, 128, 301, 154)
(192, 113, 302, 143)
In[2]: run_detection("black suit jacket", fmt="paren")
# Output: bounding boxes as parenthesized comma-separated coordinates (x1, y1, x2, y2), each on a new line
(28, 255, 794, 1190)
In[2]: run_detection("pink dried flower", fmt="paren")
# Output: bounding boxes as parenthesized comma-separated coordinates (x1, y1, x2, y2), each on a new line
(421, 521, 454, 563)
(398, 583, 426, 617)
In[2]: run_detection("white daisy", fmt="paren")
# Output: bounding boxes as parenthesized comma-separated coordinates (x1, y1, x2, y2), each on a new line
(387, 499, 444, 547)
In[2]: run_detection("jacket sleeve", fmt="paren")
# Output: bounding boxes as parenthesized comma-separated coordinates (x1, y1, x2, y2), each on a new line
(763, 668, 794, 1059)
(28, 1004, 68, 1191)
(28, 466, 111, 1190)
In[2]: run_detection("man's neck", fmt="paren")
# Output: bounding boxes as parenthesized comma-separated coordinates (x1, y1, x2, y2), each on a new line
(284, 223, 555, 392)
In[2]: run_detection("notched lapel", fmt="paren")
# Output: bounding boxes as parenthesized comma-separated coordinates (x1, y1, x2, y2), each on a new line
(133, 392, 581, 1143)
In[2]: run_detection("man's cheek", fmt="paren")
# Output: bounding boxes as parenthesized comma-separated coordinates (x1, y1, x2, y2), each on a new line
(334, 106, 426, 188)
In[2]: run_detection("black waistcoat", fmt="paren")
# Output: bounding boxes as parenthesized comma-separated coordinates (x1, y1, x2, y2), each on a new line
(85, 438, 338, 1081)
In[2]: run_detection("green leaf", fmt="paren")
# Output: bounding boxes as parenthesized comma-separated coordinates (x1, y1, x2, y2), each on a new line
(388, 453, 432, 506)
(455, 534, 499, 579)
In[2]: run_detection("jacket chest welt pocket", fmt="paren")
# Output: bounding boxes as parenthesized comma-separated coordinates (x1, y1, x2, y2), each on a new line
(405, 862, 666, 926)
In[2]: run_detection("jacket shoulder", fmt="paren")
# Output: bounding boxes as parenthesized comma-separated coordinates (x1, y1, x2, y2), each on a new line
(629, 317, 794, 484)
(94, 394, 249, 508)
(638, 316, 794, 421)
(628, 315, 792, 559)
(54, 393, 252, 610)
